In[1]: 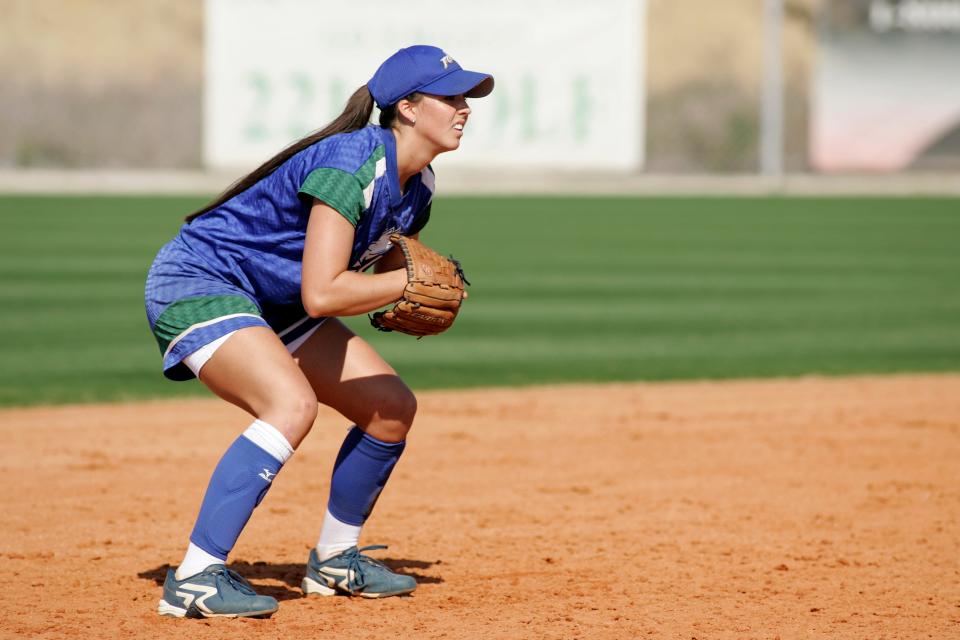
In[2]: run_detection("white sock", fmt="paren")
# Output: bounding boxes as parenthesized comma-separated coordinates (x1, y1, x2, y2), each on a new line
(242, 419, 295, 463)
(316, 508, 362, 560)
(175, 542, 224, 580)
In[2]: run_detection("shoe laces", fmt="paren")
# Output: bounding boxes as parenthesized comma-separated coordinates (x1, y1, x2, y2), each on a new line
(209, 567, 258, 596)
(341, 545, 392, 591)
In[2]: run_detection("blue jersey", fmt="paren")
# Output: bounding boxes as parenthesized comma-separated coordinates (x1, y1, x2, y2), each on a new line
(179, 124, 433, 307)
(145, 124, 434, 380)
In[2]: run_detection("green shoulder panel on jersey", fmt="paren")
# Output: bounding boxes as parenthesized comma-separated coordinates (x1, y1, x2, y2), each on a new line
(299, 168, 364, 226)
(299, 144, 386, 227)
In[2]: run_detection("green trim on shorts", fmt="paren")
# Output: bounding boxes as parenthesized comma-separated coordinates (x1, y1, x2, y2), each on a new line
(153, 295, 260, 353)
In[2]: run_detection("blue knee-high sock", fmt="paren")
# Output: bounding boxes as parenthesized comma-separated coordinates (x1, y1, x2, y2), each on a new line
(327, 427, 406, 526)
(189, 435, 284, 560)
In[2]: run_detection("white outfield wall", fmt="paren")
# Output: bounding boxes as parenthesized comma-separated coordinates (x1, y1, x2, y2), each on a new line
(3, 170, 960, 196)
(203, 0, 646, 172)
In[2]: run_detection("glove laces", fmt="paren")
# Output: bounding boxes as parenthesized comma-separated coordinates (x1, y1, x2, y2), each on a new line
(448, 255, 471, 286)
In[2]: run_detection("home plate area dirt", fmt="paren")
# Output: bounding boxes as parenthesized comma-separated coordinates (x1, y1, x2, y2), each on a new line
(2, 374, 958, 639)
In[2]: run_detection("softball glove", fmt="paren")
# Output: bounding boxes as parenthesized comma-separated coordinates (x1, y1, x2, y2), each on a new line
(369, 234, 469, 337)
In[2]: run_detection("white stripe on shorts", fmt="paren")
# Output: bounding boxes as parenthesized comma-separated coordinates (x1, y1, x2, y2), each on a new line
(277, 314, 311, 339)
(285, 319, 326, 354)
(182, 317, 328, 377)
(162, 313, 262, 360)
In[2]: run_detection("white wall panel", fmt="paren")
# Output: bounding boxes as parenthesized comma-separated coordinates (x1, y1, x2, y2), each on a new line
(204, 0, 646, 170)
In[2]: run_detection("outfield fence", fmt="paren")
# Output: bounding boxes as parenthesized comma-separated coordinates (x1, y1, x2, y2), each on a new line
(1, 169, 959, 197)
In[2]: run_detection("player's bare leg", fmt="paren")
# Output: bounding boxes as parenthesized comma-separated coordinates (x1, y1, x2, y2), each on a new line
(200, 325, 319, 447)
(159, 327, 317, 617)
(293, 318, 418, 597)
(293, 318, 416, 443)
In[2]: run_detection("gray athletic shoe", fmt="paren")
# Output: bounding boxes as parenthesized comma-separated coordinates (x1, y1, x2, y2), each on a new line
(302, 545, 417, 598)
(157, 564, 279, 618)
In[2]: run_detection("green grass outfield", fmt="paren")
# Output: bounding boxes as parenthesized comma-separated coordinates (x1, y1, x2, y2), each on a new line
(0, 195, 958, 407)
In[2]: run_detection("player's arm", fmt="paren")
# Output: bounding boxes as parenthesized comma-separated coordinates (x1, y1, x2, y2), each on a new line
(301, 199, 407, 318)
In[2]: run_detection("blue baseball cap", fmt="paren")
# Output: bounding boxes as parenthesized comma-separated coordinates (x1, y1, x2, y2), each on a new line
(368, 45, 494, 109)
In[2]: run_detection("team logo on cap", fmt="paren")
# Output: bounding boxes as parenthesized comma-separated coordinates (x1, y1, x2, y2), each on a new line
(440, 54, 455, 69)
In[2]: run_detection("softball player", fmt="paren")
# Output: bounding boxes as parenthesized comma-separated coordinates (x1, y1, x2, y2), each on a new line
(144, 45, 493, 619)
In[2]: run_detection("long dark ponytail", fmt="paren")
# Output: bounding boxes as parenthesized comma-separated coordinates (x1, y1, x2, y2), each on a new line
(186, 84, 385, 222)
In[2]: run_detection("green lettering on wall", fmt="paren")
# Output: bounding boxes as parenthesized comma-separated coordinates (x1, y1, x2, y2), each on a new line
(244, 72, 270, 142)
(490, 83, 510, 140)
(287, 72, 315, 139)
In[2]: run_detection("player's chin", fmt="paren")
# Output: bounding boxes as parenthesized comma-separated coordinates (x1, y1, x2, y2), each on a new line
(436, 137, 462, 153)
(447, 128, 466, 148)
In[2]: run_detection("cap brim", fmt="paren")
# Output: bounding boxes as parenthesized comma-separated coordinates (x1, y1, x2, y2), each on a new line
(418, 69, 494, 99)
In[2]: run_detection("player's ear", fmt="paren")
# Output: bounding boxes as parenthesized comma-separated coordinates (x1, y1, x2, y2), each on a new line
(395, 98, 418, 126)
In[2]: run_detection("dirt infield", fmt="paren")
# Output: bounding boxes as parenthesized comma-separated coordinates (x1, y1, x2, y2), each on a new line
(2, 375, 958, 639)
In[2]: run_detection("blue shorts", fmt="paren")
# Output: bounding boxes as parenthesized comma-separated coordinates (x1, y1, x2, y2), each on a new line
(145, 239, 326, 381)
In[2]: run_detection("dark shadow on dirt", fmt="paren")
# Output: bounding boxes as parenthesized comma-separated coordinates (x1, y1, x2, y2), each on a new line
(138, 556, 443, 602)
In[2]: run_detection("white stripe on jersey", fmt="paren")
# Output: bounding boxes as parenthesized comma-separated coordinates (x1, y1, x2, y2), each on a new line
(420, 166, 436, 194)
(362, 157, 388, 211)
